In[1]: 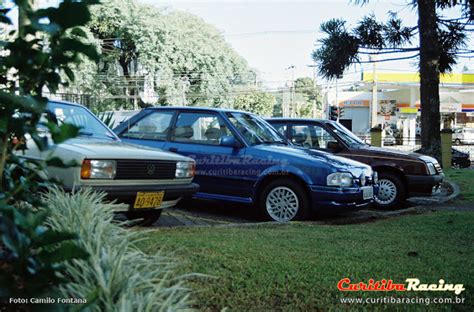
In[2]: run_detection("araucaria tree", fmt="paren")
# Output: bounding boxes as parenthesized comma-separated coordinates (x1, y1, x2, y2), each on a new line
(313, 0, 473, 160)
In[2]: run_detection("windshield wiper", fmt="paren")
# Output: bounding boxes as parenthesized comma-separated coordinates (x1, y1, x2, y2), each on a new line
(103, 132, 117, 139)
(79, 131, 117, 140)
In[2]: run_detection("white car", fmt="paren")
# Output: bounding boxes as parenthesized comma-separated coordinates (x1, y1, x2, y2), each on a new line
(22, 101, 198, 225)
(453, 128, 474, 145)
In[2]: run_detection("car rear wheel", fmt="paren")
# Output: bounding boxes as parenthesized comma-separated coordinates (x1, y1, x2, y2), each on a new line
(259, 179, 310, 222)
(374, 173, 406, 209)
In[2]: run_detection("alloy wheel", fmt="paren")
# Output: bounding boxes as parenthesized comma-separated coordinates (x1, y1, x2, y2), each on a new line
(375, 179, 398, 205)
(265, 186, 299, 222)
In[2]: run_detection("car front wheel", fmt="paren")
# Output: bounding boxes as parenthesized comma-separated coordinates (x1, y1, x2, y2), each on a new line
(126, 209, 162, 227)
(259, 179, 310, 222)
(374, 172, 406, 209)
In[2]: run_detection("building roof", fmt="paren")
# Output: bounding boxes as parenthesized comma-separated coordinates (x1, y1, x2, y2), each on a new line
(362, 72, 474, 86)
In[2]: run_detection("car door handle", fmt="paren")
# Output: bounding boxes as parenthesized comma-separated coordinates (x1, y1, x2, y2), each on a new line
(168, 147, 178, 153)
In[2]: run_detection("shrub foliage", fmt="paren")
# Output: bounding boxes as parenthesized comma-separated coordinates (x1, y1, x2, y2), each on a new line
(0, 0, 99, 306)
(45, 189, 190, 311)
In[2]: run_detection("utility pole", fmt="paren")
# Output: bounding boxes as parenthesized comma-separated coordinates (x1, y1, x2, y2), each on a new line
(325, 81, 330, 120)
(286, 65, 295, 117)
(307, 64, 318, 118)
(335, 78, 339, 122)
(181, 76, 190, 106)
(370, 55, 378, 128)
(134, 76, 138, 110)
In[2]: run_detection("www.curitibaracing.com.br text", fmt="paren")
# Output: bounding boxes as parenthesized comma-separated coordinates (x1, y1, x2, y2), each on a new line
(339, 296, 466, 305)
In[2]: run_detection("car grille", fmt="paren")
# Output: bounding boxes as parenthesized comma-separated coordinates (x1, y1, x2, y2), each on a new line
(115, 160, 176, 180)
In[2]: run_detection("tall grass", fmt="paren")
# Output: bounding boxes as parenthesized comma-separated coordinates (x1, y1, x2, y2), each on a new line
(45, 189, 190, 311)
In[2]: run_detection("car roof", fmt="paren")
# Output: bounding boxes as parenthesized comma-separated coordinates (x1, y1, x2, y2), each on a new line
(48, 100, 84, 107)
(266, 117, 334, 124)
(144, 106, 251, 115)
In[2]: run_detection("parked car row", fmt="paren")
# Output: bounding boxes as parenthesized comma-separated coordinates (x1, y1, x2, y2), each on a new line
(114, 107, 378, 221)
(21, 101, 446, 224)
(266, 118, 444, 209)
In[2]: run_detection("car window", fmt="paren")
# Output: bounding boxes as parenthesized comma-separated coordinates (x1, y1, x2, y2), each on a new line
(171, 112, 233, 145)
(121, 111, 174, 140)
(291, 124, 337, 149)
(43, 102, 116, 140)
(228, 113, 286, 145)
(271, 123, 287, 136)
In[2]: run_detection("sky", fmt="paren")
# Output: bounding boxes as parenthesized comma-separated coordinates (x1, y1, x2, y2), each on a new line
(143, 0, 474, 86)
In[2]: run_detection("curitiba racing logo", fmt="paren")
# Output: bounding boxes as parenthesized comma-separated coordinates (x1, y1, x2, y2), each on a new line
(337, 278, 465, 295)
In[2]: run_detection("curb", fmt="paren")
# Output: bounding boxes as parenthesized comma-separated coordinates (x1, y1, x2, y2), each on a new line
(154, 181, 462, 229)
(442, 180, 461, 203)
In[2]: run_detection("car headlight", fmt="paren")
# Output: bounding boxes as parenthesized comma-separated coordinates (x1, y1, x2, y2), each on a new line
(175, 161, 196, 178)
(81, 160, 116, 179)
(419, 155, 439, 175)
(426, 163, 437, 175)
(327, 172, 354, 187)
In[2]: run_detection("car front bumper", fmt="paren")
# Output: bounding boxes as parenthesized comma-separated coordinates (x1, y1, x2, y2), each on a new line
(72, 183, 200, 209)
(453, 156, 471, 168)
(308, 185, 377, 214)
(406, 173, 444, 196)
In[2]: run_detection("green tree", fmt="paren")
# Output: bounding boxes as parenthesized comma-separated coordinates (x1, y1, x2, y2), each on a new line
(294, 77, 322, 117)
(312, 0, 473, 160)
(233, 90, 276, 117)
(0, 0, 98, 302)
(68, 0, 255, 111)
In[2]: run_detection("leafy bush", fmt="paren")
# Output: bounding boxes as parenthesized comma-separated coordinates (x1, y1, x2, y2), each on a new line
(45, 189, 190, 311)
(0, 0, 99, 306)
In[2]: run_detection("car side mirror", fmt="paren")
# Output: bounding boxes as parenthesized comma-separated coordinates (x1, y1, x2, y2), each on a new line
(220, 135, 241, 148)
(327, 141, 342, 152)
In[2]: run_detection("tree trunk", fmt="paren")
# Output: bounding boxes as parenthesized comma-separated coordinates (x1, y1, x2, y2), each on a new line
(417, 0, 441, 161)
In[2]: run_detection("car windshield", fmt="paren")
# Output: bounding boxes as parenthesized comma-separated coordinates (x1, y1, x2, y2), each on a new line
(227, 112, 287, 146)
(327, 122, 366, 147)
(47, 102, 117, 140)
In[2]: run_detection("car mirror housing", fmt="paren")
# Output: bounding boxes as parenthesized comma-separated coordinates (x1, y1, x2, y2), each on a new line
(220, 135, 241, 148)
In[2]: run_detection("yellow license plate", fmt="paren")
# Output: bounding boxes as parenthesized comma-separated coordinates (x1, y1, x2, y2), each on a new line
(133, 191, 164, 209)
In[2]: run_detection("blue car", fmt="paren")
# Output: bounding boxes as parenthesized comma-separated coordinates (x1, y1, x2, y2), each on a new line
(114, 107, 377, 222)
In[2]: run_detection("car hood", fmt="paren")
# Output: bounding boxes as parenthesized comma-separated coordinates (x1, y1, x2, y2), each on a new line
(52, 137, 190, 161)
(253, 144, 371, 171)
(354, 144, 423, 160)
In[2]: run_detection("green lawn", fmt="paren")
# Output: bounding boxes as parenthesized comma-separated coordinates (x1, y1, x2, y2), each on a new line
(445, 169, 474, 203)
(137, 171, 474, 311)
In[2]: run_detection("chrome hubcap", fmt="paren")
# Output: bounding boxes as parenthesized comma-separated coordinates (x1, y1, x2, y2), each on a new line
(266, 186, 299, 222)
(375, 179, 397, 205)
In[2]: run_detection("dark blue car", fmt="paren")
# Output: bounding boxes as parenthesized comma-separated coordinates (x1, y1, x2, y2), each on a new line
(114, 107, 377, 222)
